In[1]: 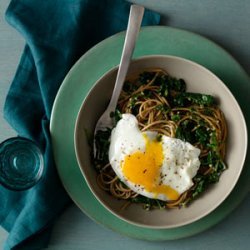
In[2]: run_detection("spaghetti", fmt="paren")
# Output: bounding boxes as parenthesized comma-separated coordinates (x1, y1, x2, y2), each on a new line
(94, 69, 227, 209)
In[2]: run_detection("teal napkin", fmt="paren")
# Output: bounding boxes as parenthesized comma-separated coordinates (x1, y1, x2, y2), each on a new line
(1, 0, 160, 249)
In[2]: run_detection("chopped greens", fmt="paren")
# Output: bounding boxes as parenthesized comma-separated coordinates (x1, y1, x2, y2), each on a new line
(173, 92, 215, 107)
(170, 113, 181, 122)
(188, 151, 227, 203)
(131, 196, 166, 210)
(156, 104, 169, 112)
(156, 75, 186, 93)
(94, 129, 111, 168)
(155, 75, 186, 98)
(139, 71, 155, 84)
(195, 126, 210, 146)
(110, 109, 122, 124)
(175, 120, 197, 143)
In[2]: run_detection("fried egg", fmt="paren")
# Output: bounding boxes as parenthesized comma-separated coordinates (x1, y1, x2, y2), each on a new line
(109, 114, 201, 201)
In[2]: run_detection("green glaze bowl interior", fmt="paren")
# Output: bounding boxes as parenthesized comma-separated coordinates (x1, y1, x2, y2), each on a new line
(74, 55, 247, 229)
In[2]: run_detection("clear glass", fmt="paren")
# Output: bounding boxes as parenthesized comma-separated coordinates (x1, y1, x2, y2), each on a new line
(0, 137, 44, 191)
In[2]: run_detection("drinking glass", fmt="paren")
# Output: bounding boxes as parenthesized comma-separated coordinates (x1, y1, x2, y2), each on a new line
(0, 137, 44, 191)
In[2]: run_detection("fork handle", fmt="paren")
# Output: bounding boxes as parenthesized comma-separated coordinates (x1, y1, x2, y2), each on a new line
(108, 5, 145, 111)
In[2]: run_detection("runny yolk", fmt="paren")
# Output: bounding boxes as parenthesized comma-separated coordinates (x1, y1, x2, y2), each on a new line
(122, 135, 179, 201)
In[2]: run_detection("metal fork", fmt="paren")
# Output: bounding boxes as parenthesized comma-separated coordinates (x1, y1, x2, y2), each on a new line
(93, 5, 145, 156)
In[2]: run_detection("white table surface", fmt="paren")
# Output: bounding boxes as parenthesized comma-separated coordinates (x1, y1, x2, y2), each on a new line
(1, 0, 250, 249)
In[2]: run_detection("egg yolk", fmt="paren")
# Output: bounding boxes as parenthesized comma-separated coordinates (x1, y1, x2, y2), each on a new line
(122, 135, 180, 200)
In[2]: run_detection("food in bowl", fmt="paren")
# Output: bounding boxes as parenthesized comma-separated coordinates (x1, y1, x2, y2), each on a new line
(75, 55, 247, 228)
(94, 68, 227, 210)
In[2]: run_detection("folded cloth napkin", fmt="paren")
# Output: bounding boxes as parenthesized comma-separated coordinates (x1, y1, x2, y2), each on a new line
(1, 0, 160, 249)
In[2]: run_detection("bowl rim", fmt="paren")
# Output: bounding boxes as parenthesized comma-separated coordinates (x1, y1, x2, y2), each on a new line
(74, 54, 248, 229)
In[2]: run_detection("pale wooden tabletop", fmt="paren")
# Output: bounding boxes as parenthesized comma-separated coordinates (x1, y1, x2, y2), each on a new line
(1, 0, 250, 249)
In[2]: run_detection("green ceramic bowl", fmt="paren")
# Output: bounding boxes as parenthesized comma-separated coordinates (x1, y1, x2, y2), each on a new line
(74, 55, 247, 229)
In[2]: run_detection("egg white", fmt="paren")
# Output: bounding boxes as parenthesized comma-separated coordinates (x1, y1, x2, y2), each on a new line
(109, 114, 201, 201)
